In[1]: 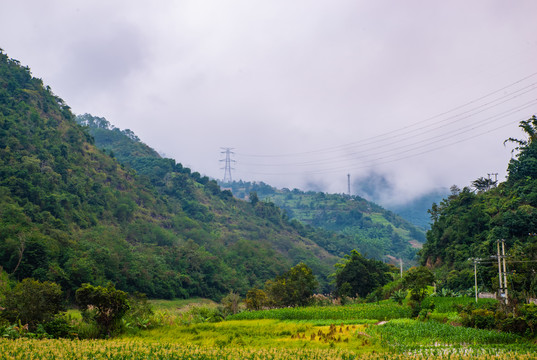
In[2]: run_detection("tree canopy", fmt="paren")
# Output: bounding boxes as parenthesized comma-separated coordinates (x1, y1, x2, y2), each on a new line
(333, 250, 393, 298)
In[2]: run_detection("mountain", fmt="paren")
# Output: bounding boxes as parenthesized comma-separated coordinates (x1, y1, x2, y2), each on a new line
(420, 116, 537, 299)
(386, 189, 449, 230)
(0, 51, 344, 300)
(220, 181, 425, 263)
(351, 172, 448, 230)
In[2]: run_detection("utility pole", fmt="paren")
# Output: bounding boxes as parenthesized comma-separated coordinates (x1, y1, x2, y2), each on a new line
(347, 174, 351, 196)
(220, 147, 235, 183)
(497, 240, 504, 301)
(470, 258, 483, 303)
(474, 259, 478, 303)
(399, 258, 403, 279)
(502, 239, 508, 302)
(496, 239, 509, 304)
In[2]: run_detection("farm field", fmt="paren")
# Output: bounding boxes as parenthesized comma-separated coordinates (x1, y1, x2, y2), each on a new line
(3, 298, 535, 360)
(0, 320, 536, 360)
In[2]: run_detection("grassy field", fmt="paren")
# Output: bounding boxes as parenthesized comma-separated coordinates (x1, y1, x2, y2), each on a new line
(1, 297, 536, 359)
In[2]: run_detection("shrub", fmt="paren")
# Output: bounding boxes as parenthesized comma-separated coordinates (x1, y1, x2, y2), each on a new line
(123, 292, 154, 330)
(390, 289, 407, 305)
(461, 308, 496, 330)
(221, 291, 241, 315)
(179, 305, 224, 324)
(43, 314, 75, 338)
(1, 278, 64, 330)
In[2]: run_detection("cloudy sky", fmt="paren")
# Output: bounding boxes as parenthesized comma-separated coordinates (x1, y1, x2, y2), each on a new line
(1, 1, 537, 205)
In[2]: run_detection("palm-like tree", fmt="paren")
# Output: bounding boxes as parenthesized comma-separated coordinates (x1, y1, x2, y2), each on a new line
(472, 177, 497, 192)
(504, 115, 537, 150)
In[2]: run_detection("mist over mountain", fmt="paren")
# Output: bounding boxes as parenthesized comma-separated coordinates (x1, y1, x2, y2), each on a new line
(351, 172, 449, 229)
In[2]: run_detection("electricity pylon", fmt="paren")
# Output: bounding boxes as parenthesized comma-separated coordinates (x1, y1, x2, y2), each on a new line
(220, 147, 235, 183)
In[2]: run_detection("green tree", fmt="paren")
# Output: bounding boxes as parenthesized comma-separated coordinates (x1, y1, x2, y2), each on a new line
(245, 289, 268, 310)
(265, 263, 318, 307)
(506, 115, 537, 181)
(403, 266, 434, 303)
(472, 177, 496, 192)
(1, 278, 64, 330)
(249, 191, 259, 206)
(334, 250, 392, 298)
(75, 283, 130, 336)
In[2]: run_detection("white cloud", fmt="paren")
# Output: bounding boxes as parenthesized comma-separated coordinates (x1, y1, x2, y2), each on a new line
(1, 0, 536, 204)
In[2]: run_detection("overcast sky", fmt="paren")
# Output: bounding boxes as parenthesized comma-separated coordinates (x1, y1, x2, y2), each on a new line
(1, 1, 537, 205)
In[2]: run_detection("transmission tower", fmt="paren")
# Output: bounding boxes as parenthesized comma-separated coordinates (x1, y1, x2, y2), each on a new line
(220, 147, 235, 183)
(347, 174, 351, 196)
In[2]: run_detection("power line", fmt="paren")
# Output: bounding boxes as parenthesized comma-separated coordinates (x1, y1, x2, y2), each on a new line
(236, 72, 537, 159)
(235, 114, 527, 176)
(231, 75, 537, 177)
(237, 99, 537, 169)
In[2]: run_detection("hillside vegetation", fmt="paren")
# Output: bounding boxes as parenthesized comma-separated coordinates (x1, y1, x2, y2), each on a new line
(421, 115, 537, 300)
(0, 50, 344, 299)
(222, 181, 425, 263)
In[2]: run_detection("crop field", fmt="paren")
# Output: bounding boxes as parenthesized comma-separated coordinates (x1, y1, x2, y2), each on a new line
(2, 299, 536, 359)
(365, 319, 526, 350)
(227, 302, 412, 321)
(1, 337, 536, 360)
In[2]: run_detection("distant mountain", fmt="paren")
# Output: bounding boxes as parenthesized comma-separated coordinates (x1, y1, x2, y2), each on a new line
(351, 172, 448, 230)
(385, 189, 449, 230)
(220, 180, 425, 264)
(0, 51, 346, 300)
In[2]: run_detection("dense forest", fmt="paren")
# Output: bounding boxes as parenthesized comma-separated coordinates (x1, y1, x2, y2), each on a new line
(221, 181, 424, 263)
(421, 116, 537, 299)
(0, 51, 353, 299)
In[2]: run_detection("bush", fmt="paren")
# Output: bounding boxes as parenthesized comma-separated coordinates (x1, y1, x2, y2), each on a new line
(123, 292, 154, 330)
(461, 308, 496, 330)
(221, 291, 241, 315)
(1, 278, 64, 330)
(459, 303, 537, 338)
(390, 289, 407, 305)
(43, 314, 75, 338)
(179, 305, 224, 324)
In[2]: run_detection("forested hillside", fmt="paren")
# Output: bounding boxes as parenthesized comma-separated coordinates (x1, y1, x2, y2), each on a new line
(421, 116, 537, 299)
(221, 181, 425, 263)
(0, 51, 344, 299)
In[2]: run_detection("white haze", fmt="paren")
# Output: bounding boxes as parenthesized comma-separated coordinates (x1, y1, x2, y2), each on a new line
(1, 0, 537, 206)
